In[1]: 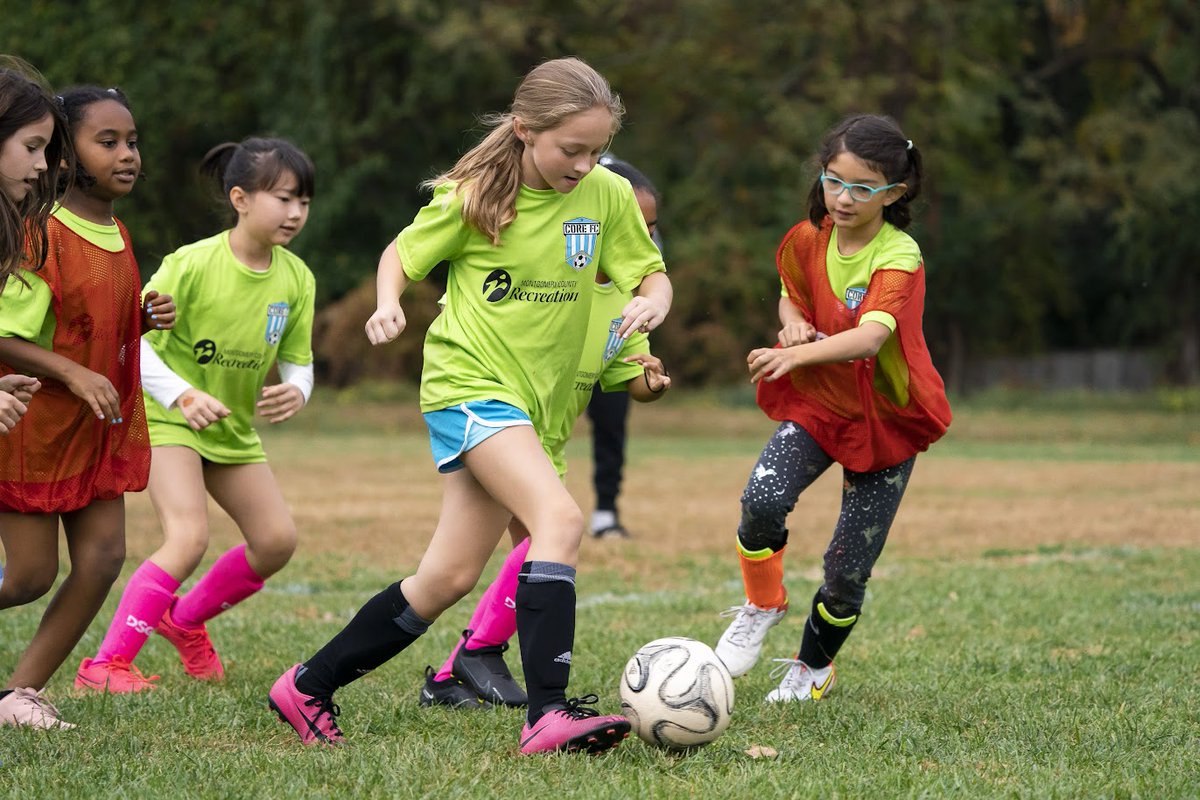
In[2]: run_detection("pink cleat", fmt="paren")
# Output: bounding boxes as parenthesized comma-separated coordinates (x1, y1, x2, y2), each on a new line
(268, 664, 344, 746)
(0, 687, 76, 729)
(157, 601, 224, 681)
(518, 694, 630, 755)
(74, 657, 159, 694)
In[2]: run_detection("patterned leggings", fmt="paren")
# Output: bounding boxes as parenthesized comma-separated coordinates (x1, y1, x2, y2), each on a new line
(738, 421, 915, 613)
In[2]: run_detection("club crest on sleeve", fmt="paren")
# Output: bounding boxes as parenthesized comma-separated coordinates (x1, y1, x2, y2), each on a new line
(563, 217, 600, 270)
(603, 317, 624, 362)
(264, 302, 290, 345)
(845, 286, 866, 311)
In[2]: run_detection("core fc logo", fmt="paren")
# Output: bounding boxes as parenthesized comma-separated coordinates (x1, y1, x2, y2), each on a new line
(563, 218, 600, 270)
(265, 302, 290, 345)
(845, 287, 866, 311)
(483, 269, 512, 302)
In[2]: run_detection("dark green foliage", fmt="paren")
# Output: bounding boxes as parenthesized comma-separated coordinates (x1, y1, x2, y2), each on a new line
(4, 0, 1196, 385)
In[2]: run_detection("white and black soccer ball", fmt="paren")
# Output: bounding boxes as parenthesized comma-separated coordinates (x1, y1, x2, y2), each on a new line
(570, 251, 590, 269)
(619, 636, 734, 749)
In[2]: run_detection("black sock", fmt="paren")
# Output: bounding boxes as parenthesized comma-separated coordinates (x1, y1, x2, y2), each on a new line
(296, 581, 431, 697)
(0, 689, 11, 701)
(797, 589, 860, 668)
(515, 561, 576, 724)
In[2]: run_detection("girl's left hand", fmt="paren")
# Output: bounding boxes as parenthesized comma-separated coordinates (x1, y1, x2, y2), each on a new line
(624, 353, 671, 393)
(143, 291, 176, 331)
(258, 383, 305, 424)
(748, 346, 802, 383)
(616, 296, 668, 339)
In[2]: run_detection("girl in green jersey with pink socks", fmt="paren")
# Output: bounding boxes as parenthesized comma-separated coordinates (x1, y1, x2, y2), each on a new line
(77, 137, 317, 693)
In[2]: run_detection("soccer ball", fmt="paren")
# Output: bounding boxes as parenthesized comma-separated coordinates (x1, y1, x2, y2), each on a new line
(619, 637, 734, 749)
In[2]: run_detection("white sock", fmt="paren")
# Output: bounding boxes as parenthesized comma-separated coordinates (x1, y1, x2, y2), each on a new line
(590, 509, 617, 533)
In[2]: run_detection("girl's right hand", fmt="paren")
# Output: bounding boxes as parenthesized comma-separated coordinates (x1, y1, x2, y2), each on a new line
(0, 392, 28, 433)
(365, 302, 407, 345)
(779, 320, 817, 347)
(176, 388, 231, 431)
(64, 365, 122, 422)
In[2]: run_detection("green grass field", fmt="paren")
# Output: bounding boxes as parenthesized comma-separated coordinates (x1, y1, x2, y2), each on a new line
(2, 393, 1197, 799)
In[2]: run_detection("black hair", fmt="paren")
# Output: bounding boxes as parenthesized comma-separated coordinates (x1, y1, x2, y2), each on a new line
(0, 58, 72, 285)
(599, 154, 660, 202)
(56, 86, 134, 193)
(199, 137, 315, 225)
(807, 114, 922, 230)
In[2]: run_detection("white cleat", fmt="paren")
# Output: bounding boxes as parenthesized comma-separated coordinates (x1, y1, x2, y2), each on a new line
(764, 658, 836, 703)
(714, 601, 787, 677)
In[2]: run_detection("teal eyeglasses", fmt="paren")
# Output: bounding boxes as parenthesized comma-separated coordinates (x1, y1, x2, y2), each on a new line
(819, 172, 900, 202)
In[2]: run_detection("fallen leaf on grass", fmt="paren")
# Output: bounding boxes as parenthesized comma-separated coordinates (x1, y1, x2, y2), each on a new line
(745, 745, 778, 759)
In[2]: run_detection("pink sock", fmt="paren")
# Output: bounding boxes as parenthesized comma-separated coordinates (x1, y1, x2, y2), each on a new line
(434, 537, 530, 681)
(94, 560, 180, 665)
(172, 544, 265, 629)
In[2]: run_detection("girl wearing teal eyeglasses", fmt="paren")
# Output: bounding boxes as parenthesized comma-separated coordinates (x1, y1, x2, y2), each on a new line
(713, 114, 952, 705)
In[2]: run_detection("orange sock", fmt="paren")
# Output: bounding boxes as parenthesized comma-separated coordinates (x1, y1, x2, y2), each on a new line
(737, 544, 787, 610)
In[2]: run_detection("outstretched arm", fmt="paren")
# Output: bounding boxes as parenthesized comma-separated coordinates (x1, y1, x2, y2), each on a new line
(748, 321, 891, 383)
(365, 242, 411, 345)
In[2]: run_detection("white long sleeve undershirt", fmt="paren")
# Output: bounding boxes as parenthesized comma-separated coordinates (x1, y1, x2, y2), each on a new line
(139, 339, 314, 409)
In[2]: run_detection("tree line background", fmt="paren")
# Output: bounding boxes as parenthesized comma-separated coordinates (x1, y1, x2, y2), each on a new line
(4, 0, 1197, 391)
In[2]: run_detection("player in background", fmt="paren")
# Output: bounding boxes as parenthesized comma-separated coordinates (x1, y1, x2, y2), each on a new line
(0, 86, 170, 728)
(422, 157, 669, 708)
(713, 114, 951, 703)
(584, 155, 662, 539)
(268, 57, 671, 755)
(77, 137, 315, 693)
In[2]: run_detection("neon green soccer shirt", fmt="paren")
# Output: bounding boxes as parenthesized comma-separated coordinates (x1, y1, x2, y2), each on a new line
(141, 231, 315, 463)
(395, 165, 666, 439)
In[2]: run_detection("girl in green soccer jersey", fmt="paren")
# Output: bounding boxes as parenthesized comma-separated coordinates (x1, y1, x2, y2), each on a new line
(0, 59, 69, 435)
(78, 138, 316, 692)
(420, 156, 669, 710)
(270, 57, 671, 755)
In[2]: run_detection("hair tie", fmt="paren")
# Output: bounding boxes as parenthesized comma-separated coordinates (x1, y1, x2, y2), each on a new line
(906, 139, 914, 151)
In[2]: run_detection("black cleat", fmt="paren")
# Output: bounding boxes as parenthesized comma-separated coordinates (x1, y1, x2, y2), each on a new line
(418, 666, 485, 710)
(453, 638, 528, 707)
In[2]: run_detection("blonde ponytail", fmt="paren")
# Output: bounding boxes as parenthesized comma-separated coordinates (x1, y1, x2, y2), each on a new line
(425, 57, 623, 245)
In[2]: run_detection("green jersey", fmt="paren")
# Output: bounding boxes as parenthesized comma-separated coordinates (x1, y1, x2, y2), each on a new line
(142, 231, 315, 463)
(396, 165, 665, 439)
(543, 281, 649, 476)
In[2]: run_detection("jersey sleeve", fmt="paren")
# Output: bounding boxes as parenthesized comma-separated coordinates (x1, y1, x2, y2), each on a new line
(277, 266, 315, 366)
(143, 250, 186, 302)
(597, 182, 666, 294)
(859, 232, 922, 332)
(0, 271, 55, 347)
(598, 331, 650, 392)
(395, 183, 469, 281)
